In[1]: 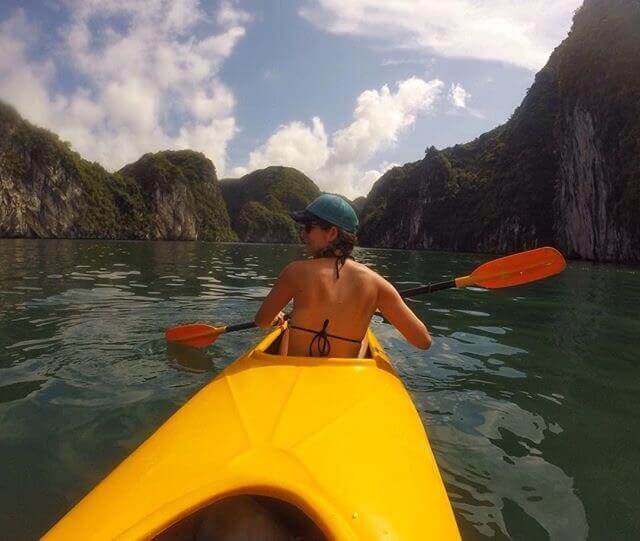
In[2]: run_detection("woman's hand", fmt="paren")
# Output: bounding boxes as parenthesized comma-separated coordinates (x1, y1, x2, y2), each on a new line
(271, 311, 286, 327)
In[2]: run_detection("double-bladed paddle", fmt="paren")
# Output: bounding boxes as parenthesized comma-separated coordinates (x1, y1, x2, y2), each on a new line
(165, 246, 566, 349)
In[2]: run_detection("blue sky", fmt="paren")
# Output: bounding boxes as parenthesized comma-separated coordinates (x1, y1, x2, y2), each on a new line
(0, 0, 581, 197)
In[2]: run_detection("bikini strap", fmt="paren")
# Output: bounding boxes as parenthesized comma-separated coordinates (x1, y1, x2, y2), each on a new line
(334, 254, 353, 279)
(289, 319, 363, 357)
(311, 319, 330, 356)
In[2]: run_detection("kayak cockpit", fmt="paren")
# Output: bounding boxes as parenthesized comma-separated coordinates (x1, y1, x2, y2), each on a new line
(154, 495, 327, 541)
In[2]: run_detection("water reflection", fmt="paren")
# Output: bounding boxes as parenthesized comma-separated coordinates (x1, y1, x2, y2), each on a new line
(167, 343, 213, 373)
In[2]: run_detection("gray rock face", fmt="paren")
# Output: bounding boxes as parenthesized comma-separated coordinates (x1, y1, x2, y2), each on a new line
(0, 109, 85, 238)
(555, 106, 636, 260)
(0, 157, 83, 238)
(148, 182, 197, 240)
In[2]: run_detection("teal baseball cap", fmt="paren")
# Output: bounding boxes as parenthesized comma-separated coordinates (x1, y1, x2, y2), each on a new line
(291, 193, 359, 234)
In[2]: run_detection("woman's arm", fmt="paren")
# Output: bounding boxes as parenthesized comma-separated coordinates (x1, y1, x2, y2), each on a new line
(254, 262, 298, 328)
(376, 277, 432, 349)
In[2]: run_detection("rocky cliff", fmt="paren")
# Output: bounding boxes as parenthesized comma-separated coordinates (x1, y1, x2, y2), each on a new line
(351, 197, 367, 218)
(0, 102, 148, 239)
(119, 151, 236, 241)
(221, 166, 320, 243)
(0, 103, 235, 241)
(359, 0, 640, 263)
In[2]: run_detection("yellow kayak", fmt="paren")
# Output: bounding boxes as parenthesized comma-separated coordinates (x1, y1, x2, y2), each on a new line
(44, 326, 460, 540)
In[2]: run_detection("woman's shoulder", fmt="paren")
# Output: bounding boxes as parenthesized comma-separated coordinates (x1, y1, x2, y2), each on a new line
(350, 259, 377, 274)
(281, 258, 317, 278)
(286, 259, 314, 271)
(286, 258, 333, 268)
(353, 262, 393, 290)
(347, 260, 385, 283)
(286, 258, 381, 281)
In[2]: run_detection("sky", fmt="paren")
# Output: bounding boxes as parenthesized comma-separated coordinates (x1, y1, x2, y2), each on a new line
(0, 0, 582, 199)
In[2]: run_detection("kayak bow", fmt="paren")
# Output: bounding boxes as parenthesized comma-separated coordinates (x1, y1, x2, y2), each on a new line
(44, 326, 461, 540)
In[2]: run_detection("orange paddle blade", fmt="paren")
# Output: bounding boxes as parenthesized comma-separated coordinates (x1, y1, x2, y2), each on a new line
(165, 323, 227, 349)
(457, 247, 566, 289)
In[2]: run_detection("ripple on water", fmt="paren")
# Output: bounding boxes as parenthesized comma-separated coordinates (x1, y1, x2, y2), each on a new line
(0, 380, 46, 404)
(386, 318, 588, 539)
(433, 412, 588, 539)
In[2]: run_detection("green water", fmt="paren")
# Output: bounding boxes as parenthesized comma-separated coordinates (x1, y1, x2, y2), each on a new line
(0, 239, 638, 540)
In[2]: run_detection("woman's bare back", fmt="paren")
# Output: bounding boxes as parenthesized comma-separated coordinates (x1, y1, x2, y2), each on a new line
(255, 257, 431, 357)
(286, 258, 378, 357)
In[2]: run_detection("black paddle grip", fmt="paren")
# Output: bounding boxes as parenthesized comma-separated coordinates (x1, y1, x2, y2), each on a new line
(399, 279, 457, 298)
(226, 321, 259, 332)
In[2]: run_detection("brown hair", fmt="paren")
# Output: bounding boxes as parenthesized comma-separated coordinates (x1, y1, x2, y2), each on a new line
(313, 221, 357, 277)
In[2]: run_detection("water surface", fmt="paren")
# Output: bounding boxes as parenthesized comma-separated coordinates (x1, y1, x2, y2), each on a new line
(0, 239, 638, 540)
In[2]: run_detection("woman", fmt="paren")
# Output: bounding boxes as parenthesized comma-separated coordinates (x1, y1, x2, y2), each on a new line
(255, 193, 431, 357)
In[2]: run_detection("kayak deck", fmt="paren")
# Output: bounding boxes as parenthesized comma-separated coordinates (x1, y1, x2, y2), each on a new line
(44, 326, 460, 540)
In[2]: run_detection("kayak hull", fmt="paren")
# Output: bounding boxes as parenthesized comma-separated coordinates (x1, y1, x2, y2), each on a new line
(44, 326, 460, 540)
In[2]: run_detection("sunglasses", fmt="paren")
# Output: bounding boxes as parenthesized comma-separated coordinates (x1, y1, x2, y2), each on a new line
(299, 221, 328, 233)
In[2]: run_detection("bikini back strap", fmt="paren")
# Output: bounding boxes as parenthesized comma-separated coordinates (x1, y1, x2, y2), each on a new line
(289, 319, 363, 357)
(334, 254, 353, 279)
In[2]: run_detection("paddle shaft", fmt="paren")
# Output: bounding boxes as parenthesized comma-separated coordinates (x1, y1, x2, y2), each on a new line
(399, 279, 458, 298)
(226, 321, 262, 333)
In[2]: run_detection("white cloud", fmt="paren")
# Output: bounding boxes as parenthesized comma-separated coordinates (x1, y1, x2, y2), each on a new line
(0, 11, 59, 127)
(245, 117, 330, 175)
(449, 83, 469, 109)
(175, 117, 238, 173)
(331, 77, 442, 165)
(300, 0, 582, 71)
(446, 82, 485, 118)
(196, 26, 247, 62)
(0, 1, 251, 174)
(188, 83, 236, 121)
(235, 77, 443, 198)
(217, 0, 253, 26)
(103, 78, 158, 133)
(164, 0, 204, 32)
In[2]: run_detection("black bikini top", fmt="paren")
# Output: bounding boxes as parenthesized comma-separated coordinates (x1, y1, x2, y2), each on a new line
(289, 319, 365, 357)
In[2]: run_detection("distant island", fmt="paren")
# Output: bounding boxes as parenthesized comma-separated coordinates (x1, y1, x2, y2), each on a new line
(221, 167, 320, 244)
(1, 0, 638, 263)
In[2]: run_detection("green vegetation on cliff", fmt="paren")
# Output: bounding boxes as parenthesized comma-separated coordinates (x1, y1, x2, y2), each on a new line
(361, 61, 561, 251)
(360, 0, 640, 263)
(1, 104, 235, 241)
(75, 162, 149, 238)
(221, 166, 320, 243)
(0, 102, 148, 238)
(120, 150, 236, 241)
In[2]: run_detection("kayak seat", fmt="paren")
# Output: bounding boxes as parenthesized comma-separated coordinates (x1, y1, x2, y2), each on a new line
(154, 495, 327, 541)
